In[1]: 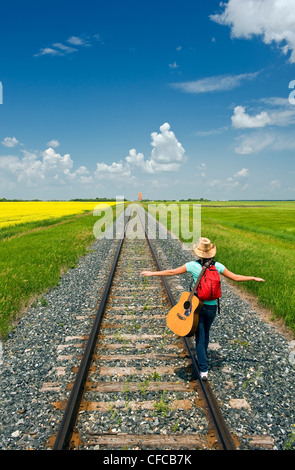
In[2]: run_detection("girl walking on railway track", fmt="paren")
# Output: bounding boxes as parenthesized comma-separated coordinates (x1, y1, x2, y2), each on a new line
(141, 237, 264, 380)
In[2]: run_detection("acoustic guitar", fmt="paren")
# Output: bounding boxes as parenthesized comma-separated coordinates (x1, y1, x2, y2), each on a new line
(166, 265, 206, 337)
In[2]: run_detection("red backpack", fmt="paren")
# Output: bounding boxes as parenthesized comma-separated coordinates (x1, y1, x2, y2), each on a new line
(196, 262, 222, 301)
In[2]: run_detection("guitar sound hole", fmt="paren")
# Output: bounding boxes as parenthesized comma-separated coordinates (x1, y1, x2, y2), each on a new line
(183, 301, 191, 310)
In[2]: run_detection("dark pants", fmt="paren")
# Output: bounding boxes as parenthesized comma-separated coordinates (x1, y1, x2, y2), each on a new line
(195, 304, 217, 372)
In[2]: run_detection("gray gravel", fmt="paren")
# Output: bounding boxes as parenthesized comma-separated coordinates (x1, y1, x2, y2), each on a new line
(0, 236, 119, 450)
(151, 229, 295, 451)
(0, 210, 294, 451)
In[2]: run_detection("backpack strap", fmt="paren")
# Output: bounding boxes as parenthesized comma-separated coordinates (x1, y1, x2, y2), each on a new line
(189, 258, 212, 297)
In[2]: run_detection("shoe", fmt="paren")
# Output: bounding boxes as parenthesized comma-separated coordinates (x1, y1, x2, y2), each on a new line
(200, 371, 208, 381)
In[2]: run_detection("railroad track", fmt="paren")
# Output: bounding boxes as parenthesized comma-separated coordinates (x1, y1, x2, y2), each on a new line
(49, 206, 237, 451)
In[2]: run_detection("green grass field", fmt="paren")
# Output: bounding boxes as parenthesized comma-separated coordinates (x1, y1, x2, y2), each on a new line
(0, 212, 99, 339)
(145, 201, 295, 334)
(1, 200, 294, 339)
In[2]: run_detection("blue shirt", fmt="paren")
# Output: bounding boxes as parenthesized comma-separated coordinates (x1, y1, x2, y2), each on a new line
(185, 261, 225, 305)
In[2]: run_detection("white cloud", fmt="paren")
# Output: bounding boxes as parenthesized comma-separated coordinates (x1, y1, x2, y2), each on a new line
(0, 155, 22, 173)
(67, 36, 90, 46)
(95, 161, 131, 180)
(34, 47, 63, 57)
(268, 108, 295, 127)
(42, 148, 73, 175)
(197, 162, 207, 171)
(234, 132, 274, 154)
(2, 136, 19, 147)
(195, 126, 228, 136)
(46, 139, 60, 148)
(149, 122, 186, 172)
(263, 97, 295, 125)
(170, 72, 258, 94)
(210, 0, 295, 63)
(125, 149, 148, 171)
(208, 167, 249, 191)
(232, 101, 295, 129)
(0, 123, 185, 192)
(269, 179, 280, 191)
(169, 62, 179, 69)
(234, 168, 249, 178)
(196, 162, 207, 178)
(232, 106, 272, 128)
(0, 147, 92, 186)
(260, 97, 289, 107)
(52, 43, 78, 54)
(234, 130, 295, 154)
(95, 122, 186, 178)
(34, 34, 99, 57)
(232, 97, 295, 153)
(209, 178, 239, 190)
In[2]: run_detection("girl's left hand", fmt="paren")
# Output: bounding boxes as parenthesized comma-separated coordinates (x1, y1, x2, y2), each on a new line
(141, 271, 153, 276)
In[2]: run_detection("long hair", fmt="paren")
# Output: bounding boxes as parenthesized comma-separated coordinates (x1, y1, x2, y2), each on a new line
(196, 256, 215, 267)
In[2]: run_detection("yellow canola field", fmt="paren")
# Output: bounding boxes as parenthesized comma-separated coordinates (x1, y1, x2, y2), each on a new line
(0, 201, 117, 229)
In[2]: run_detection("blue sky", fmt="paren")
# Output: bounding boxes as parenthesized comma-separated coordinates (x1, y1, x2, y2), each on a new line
(0, 0, 295, 200)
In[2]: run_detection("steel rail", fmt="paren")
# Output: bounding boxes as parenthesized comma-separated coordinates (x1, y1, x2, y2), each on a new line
(140, 208, 236, 451)
(53, 206, 235, 450)
(52, 215, 130, 450)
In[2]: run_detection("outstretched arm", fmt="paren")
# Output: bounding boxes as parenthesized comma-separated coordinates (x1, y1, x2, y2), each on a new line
(141, 265, 187, 277)
(222, 267, 264, 282)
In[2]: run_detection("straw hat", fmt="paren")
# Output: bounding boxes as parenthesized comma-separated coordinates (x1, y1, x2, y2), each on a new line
(193, 237, 216, 258)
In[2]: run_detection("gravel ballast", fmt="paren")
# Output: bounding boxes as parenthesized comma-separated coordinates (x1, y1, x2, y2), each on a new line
(150, 225, 295, 451)
(0, 211, 294, 451)
(0, 236, 119, 450)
